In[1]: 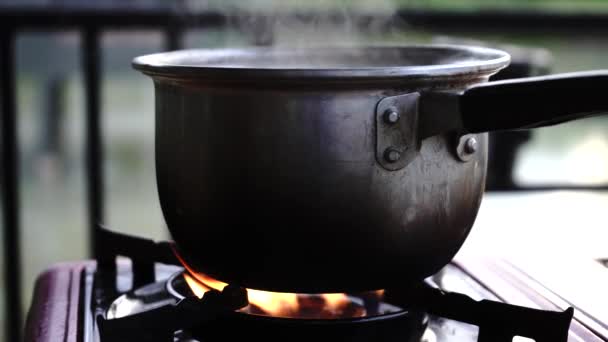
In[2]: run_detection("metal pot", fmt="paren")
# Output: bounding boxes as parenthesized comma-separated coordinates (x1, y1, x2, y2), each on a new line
(133, 45, 608, 293)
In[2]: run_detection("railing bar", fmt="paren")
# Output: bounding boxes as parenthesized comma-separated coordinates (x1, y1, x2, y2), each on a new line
(82, 28, 104, 259)
(0, 10, 227, 30)
(0, 29, 23, 342)
(0, 8, 607, 32)
(164, 26, 183, 51)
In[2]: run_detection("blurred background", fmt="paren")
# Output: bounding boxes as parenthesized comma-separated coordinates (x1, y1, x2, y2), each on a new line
(2, 1, 608, 341)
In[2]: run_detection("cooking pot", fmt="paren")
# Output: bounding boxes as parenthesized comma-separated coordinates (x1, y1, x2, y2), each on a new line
(133, 45, 608, 293)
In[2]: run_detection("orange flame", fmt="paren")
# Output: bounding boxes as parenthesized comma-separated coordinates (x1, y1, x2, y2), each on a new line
(184, 273, 210, 298)
(175, 249, 381, 318)
(183, 270, 364, 318)
(185, 271, 302, 316)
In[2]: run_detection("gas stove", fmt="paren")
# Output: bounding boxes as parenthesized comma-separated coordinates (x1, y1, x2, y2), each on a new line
(24, 227, 604, 342)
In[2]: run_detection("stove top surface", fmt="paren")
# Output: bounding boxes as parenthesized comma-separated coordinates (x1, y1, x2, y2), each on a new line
(24, 259, 598, 342)
(23, 229, 605, 342)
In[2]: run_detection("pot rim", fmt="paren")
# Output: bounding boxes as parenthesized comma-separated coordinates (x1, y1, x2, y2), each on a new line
(132, 44, 510, 82)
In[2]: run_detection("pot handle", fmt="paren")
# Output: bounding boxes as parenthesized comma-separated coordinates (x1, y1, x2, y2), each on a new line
(420, 70, 608, 138)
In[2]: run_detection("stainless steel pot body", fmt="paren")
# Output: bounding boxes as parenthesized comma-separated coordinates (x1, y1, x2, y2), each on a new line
(135, 46, 608, 292)
(153, 80, 486, 292)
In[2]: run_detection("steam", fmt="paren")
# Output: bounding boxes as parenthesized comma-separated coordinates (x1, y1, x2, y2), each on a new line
(180, 0, 404, 48)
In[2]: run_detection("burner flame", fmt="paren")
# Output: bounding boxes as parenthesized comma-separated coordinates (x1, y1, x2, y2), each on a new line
(183, 272, 374, 319)
(175, 248, 385, 319)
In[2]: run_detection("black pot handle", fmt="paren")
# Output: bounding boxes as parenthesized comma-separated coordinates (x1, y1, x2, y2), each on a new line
(420, 70, 608, 138)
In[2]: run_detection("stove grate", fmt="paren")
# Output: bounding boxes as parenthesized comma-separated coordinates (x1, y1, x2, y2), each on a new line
(94, 226, 574, 342)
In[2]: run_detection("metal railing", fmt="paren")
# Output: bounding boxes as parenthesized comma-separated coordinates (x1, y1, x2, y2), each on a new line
(0, 5, 215, 341)
(2, 4, 608, 341)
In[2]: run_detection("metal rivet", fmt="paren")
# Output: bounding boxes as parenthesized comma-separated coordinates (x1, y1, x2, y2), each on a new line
(384, 148, 401, 163)
(464, 137, 478, 154)
(383, 108, 400, 124)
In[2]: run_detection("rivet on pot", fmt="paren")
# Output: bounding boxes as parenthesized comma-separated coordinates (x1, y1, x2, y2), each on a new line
(455, 134, 478, 162)
(384, 148, 401, 163)
(464, 137, 478, 154)
(383, 108, 400, 124)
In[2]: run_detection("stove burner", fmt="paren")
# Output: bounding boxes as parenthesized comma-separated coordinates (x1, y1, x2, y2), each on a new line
(106, 272, 182, 320)
(105, 272, 428, 341)
(178, 271, 403, 319)
(94, 227, 574, 342)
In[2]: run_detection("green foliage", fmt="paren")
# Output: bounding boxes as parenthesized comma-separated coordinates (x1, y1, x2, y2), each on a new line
(396, 0, 608, 12)
(199, 0, 608, 13)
